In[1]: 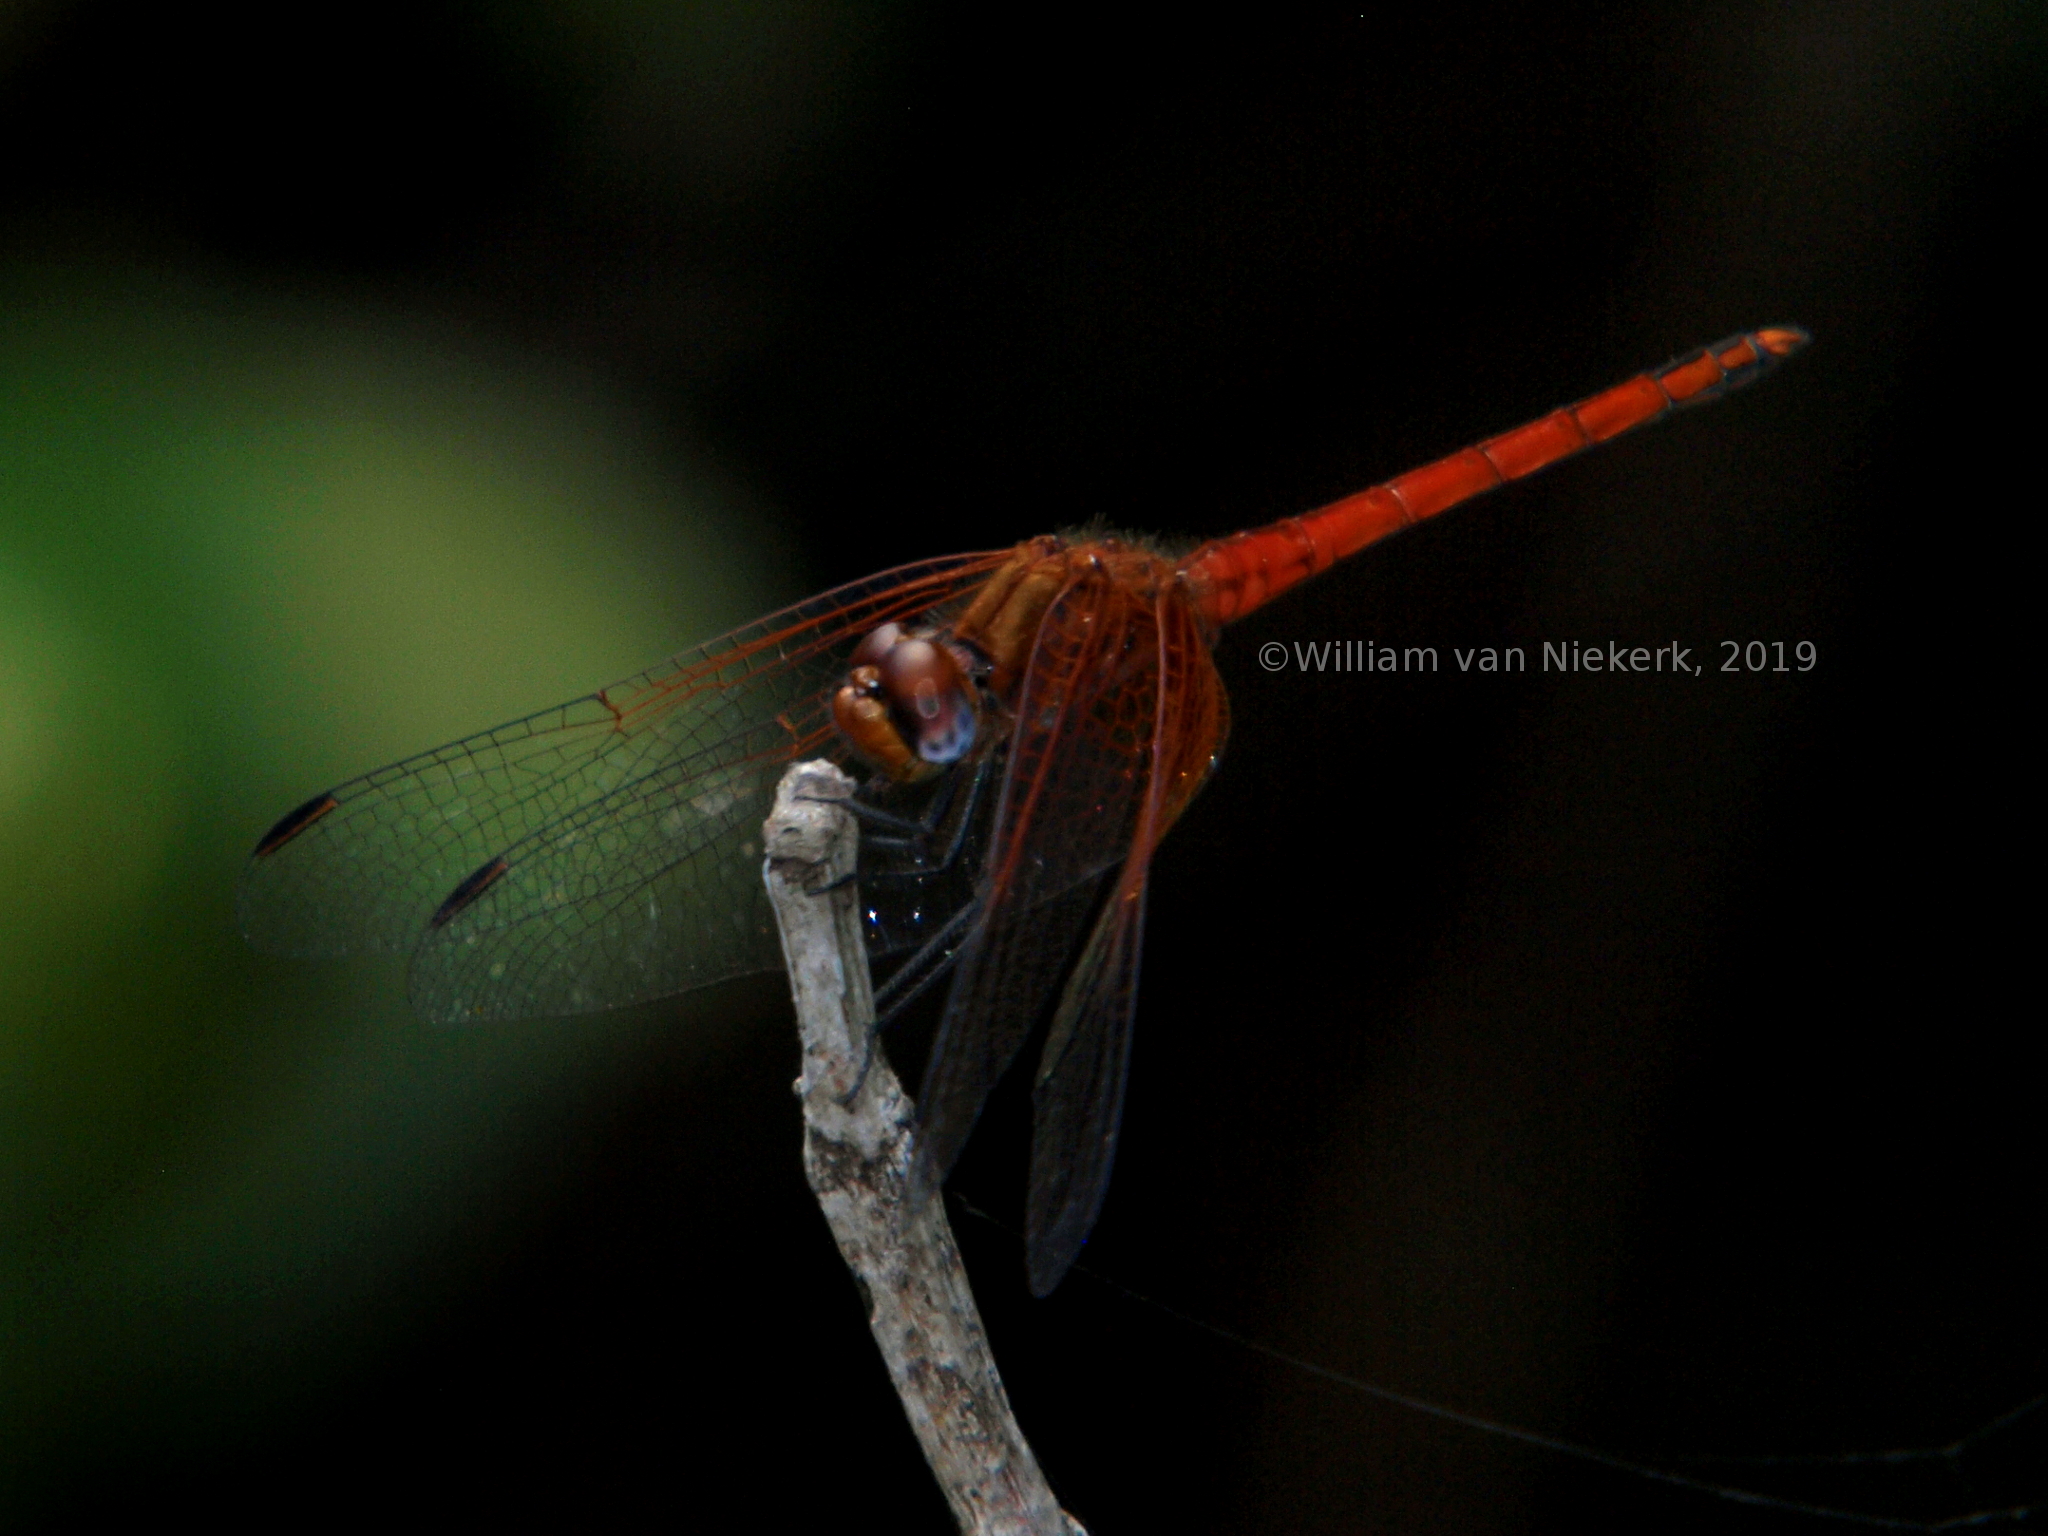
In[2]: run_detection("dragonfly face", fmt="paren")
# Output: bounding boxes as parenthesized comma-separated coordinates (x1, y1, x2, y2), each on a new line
(831, 622, 984, 783)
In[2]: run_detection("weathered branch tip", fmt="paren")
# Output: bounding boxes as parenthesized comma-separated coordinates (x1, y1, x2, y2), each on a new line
(762, 761, 1085, 1536)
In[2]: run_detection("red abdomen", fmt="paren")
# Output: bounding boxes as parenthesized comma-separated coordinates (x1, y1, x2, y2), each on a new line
(1179, 326, 1809, 626)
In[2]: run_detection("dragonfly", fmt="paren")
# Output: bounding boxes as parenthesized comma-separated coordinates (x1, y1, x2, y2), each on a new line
(241, 325, 1809, 1295)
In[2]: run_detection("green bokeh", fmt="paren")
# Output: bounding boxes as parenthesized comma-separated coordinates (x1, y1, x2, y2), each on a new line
(0, 267, 791, 1488)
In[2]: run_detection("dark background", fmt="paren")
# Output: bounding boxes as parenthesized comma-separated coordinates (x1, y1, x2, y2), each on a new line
(1, 4, 2040, 1532)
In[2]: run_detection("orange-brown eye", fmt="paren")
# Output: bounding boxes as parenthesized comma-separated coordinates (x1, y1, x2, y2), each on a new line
(877, 638, 978, 765)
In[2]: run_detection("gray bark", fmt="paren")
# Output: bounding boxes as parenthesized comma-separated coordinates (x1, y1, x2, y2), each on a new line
(762, 761, 1085, 1536)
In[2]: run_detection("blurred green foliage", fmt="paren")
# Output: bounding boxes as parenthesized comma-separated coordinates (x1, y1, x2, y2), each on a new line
(0, 266, 790, 1486)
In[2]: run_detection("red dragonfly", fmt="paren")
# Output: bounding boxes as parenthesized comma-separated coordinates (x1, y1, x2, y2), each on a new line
(242, 326, 1808, 1294)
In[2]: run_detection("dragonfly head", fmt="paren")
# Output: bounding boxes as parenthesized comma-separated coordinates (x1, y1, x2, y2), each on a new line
(833, 622, 980, 783)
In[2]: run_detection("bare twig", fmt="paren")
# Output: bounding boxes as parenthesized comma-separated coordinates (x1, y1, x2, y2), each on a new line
(762, 761, 1085, 1536)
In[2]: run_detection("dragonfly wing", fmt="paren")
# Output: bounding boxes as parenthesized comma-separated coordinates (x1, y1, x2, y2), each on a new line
(405, 709, 826, 1021)
(916, 567, 1166, 1189)
(239, 552, 1013, 1012)
(240, 688, 664, 960)
(1023, 588, 1224, 1292)
(1025, 871, 1148, 1296)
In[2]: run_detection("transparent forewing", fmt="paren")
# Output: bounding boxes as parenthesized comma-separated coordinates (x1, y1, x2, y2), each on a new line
(413, 703, 1023, 1021)
(239, 550, 1013, 1016)
(1023, 593, 1227, 1294)
(1027, 874, 1148, 1296)
(916, 567, 1162, 1187)
(406, 697, 830, 1021)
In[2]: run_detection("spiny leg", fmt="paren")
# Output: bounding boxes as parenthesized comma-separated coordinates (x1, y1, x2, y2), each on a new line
(857, 749, 999, 882)
(873, 898, 984, 1022)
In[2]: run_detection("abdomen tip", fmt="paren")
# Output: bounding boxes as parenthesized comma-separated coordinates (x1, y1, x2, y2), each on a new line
(1757, 325, 1811, 357)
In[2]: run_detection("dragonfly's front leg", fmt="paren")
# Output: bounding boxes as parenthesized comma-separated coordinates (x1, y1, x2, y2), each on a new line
(851, 748, 997, 882)
(872, 896, 982, 1022)
(840, 762, 963, 853)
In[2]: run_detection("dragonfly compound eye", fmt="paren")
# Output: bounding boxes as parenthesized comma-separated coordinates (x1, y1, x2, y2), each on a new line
(848, 621, 907, 671)
(878, 638, 978, 765)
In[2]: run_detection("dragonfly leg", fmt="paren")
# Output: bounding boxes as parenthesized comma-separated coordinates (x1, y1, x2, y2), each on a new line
(859, 752, 997, 882)
(821, 899, 983, 1109)
(918, 749, 997, 877)
(842, 763, 963, 854)
(837, 797, 940, 839)
(836, 1009, 881, 1107)
(873, 898, 982, 1023)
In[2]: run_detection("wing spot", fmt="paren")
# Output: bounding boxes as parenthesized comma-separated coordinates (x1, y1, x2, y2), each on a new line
(429, 857, 510, 930)
(253, 794, 339, 857)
